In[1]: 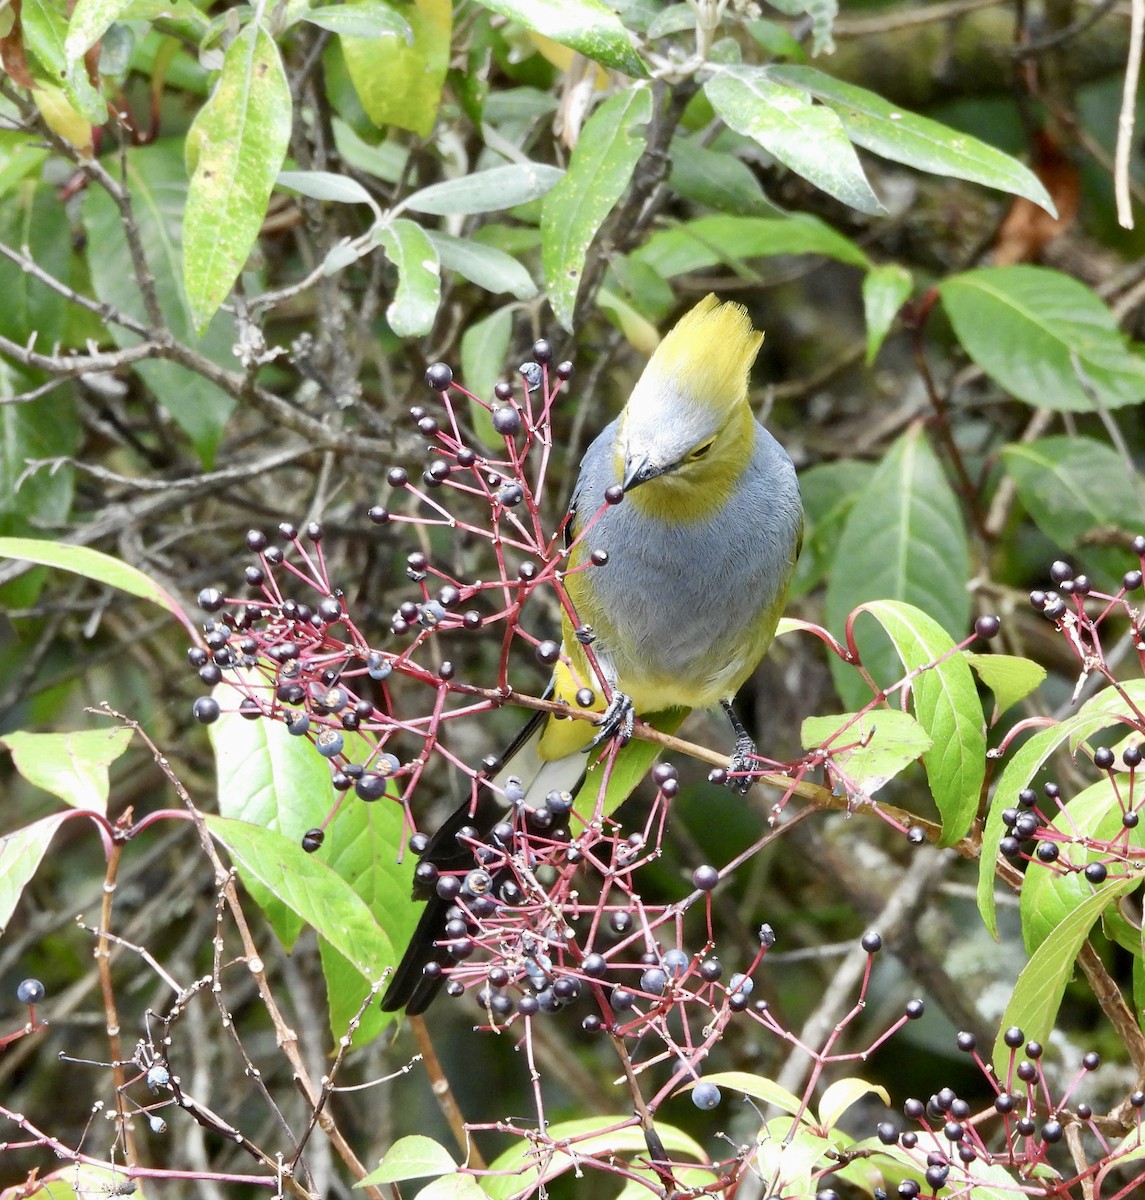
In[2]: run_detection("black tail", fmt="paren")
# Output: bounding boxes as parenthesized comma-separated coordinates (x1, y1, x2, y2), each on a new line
(380, 790, 506, 1014)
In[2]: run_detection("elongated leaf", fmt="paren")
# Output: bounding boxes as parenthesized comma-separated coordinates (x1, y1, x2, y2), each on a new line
(0, 359, 77, 608)
(862, 262, 911, 364)
(406, 162, 563, 216)
(666, 135, 774, 216)
(183, 24, 291, 332)
(854, 601, 985, 845)
(977, 679, 1145, 935)
(0, 813, 68, 935)
(825, 425, 970, 713)
(765, 0, 837, 55)
(343, 0, 450, 137)
(461, 305, 513, 442)
(0, 182, 70, 345)
(0, 537, 196, 634)
(376, 218, 441, 336)
(277, 169, 380, 210)
(964, 652, 1046, 721)
(482, 1116, 705, 1200)
(22, 0, 107, 123)
(769, 66, 1054, 212)
(1002, 436, 1145, 551)
(359, 1136, 455, 1185)
(1, 728, 133, 814)
(304, 1, 411, 40)
(789, 459, 875, 597)
(992, 875, 1138, 1083)
(541, 85, 652, 330)
(939, 266, 1145, 412)
(82, 140, 237, 464)
(634, 213, 870, 279)
(1018, 778, 1139, 953)
(64, 0, 133, 60)
(212, 713, 416, 1041)
(818, 1078, 891, 1132)
(428, 230, 536, 300)
(802, 710, 930, 797)
(205, 814, 400, 983)
(704, 66, 881, 215)
(474, 0, 646, 78)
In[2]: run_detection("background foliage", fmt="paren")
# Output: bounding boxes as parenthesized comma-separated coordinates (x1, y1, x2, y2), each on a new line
(2, 1, 1145, 1198)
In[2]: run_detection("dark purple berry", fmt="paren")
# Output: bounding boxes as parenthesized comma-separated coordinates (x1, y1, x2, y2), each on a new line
(604, 484, 624, 505)
(904, 998, 925, 1019)
(535, 640, 560, 665)
(425, 362, 452, 390)
(862, 931, 882, 953)
(492, 406, 521, 436)
(1085, 862, 1108, 884)
(302, 829, 324, 852)
(975, 614, 1000, 639)
(192, 696, 221, 724)
(692, 865, 719, 891)
(16, 978, 45, 1004)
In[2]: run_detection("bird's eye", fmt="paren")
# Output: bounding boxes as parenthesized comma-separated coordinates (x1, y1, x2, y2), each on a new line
(690, 440, 715, 461)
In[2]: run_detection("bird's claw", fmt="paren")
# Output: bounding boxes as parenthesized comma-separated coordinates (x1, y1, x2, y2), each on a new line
(725, 733, 758, 794)
(588, 691, 635, 749)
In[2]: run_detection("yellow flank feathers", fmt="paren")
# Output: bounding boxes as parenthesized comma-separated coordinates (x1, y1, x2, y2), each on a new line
(643, 294, 763, 415)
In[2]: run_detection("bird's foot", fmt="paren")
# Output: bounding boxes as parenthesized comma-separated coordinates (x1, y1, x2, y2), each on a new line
(725, 732, 759, 794)
(588, 690, 635, 748)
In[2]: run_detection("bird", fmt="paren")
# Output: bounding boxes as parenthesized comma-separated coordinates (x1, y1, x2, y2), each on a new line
(381, 294, 803, 1015)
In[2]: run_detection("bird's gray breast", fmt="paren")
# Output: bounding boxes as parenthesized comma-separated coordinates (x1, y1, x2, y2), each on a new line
(570, 419, 801, 690)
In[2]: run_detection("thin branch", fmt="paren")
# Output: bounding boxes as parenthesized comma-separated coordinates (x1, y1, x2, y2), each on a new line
(1115, 0, 1145, 227)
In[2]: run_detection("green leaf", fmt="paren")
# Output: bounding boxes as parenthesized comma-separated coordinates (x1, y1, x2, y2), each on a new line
(992, 875, 1139, 1083)
(375, 218, 441, 336)
(802, 710, 931, 797)
(789, 459, 874, 598)
(1019, 778, 1135, 953)
(0, 182, 70, 346)
(634, 213, 870, 279)
(853, 601, 985, 846)
(426, 231, 537, 300)
(342, 0, 451, 137)
(65, 0, 133, 60)
(461, 305, 513, 441)
(704, 66, 881, 215)
(0, 361, 77, 608)
(277, 169, 380, 211)
(405, 163, 563, 216)
(411, 1177, 488, 1200)
(22, 0, 108, 123)
(693, 1070, 802, 1115)
(976, 680, 1145, 936)
(765, 0, 837, 55)
(818, 1077, 891, 1132)
(211, 702, 337, 948)
(0, 537, 196, 635)
(205, 814, 400, 984)
(1002, 437, 1145, 553)
(1, 728, 133, 814)
(482, 1117, 704, 1200)
(304, 1, 412, 40)
(825, 425, 971, 712)
(964, 652, 1047, 721)
(331, 118, 409, 184)
(768, 66, 1054, 212)
(359, 1136, 456, 1186)
(82, 140, 237, 465)
(939, 266, 1145, 412)
(211, 712, 416, 1041)
(862, 263, 911, 364)
(0, 813, 68, 935)
(541, 85, 652, 330)
(183, 24, 292, 333)
(473, 0, 647, 78)
(666, 135, 774, 216)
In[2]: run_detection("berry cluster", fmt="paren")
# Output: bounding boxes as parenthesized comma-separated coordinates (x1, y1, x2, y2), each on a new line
(872, 1028, 1142, 1199)
(185, 345, 610, 845)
